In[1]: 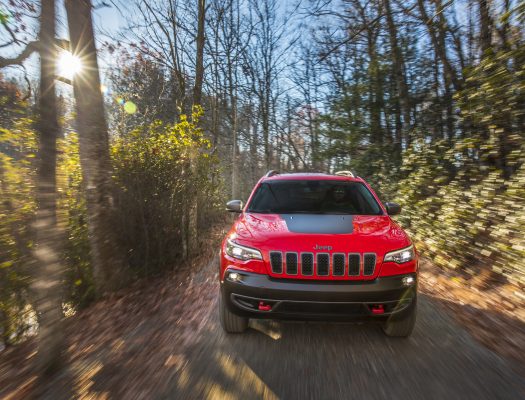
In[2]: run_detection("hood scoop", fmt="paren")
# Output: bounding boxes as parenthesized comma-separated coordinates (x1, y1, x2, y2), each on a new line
(280, 214, 354, 234)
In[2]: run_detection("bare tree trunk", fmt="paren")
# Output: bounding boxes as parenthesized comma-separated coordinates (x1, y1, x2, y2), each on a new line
(383, 0, 411, 149)
(180, 157, 196, 259)
(262, 85, 271, 170)
(0, 308, 7, 349)
(188, 202, 199, 256)
(249, 103, 259, 184)
(64, 0, 126, 295)
(210, 13, 221, 148)
(227, 54, 239, 196)
(187, 0, 207, 256)
(193, 0, 206, 105)
(367, 37, 383, 146)
(467, 0, 475, 65)
(432, 51, 445, 140)
(231, 95, 239, 197)
(417, 0, 461, 91)
(32, 0, 64, 374)
(416, 0, 459, 142)
(497, 0, 510, 52)
(181, 202, 188, 259)
(478, 0, 493, 57)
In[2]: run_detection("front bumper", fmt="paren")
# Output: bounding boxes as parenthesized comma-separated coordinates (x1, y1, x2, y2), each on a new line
(221, 270, 417, 322)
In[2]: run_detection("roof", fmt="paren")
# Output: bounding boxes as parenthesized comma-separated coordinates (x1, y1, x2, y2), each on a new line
(262, 172, 363, 182)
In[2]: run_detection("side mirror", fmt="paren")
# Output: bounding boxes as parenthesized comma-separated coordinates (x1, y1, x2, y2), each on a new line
(385, 202, 401, 216)
(226, 199, 243, 213)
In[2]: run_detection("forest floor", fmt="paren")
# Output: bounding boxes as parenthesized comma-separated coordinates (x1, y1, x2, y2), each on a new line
(0, 224, 524, 399)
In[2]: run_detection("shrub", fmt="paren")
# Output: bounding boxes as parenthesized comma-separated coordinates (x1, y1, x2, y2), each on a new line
(0, 117, 36, 344)
(0, 95, 222, 345)
(111, 106, 222, 277)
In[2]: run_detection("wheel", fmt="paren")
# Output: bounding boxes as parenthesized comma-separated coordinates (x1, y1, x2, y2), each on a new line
(219, 289, 248, 333)
(382, 295, 417, 337)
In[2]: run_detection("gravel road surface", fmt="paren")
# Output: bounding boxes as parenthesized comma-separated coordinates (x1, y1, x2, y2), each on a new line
(161, 261, 525, 400)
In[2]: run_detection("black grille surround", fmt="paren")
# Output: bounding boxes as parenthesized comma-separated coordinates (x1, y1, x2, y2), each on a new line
(268, 251, 377, 278)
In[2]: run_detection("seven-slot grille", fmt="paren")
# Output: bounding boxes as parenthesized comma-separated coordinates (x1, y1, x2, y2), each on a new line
(269, 251, 377, 278)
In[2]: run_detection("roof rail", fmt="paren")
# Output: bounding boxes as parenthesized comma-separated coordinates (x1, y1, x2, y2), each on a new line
(334, 170, 355, 178)
(264, 170, 280, 178)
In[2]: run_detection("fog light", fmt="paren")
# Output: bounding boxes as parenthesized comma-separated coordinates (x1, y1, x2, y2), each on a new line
(228, 271, 241, 282)
(402, 276, 415, 286)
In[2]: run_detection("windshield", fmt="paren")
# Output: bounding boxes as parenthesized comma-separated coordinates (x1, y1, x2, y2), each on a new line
(247, 180, 383, 215)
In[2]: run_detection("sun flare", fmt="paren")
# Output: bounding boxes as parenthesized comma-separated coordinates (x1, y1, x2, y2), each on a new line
(57, 51, 83, 80)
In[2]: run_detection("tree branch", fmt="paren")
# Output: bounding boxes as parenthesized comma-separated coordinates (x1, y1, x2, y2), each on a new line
(0, 41, 40, 68)
(21, 66, 32, 101)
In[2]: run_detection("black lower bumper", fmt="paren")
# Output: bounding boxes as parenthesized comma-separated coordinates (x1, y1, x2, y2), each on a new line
(221, 270, 417, 322)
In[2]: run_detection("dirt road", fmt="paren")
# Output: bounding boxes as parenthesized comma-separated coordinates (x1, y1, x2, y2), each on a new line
(7, 254, 525, 400)
(159, 259, 525, 400)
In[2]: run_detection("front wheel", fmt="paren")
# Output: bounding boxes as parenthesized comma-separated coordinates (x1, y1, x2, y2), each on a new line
(382, 296, 417, 337)
(219, 289, 248, 333)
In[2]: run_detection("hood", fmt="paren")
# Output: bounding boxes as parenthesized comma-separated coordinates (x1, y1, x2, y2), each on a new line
(233, 212, 411, 255)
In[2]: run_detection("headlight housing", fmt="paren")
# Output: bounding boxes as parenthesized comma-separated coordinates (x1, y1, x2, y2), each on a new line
(384, 245, 415, 264)
(225, 239, 263, 261)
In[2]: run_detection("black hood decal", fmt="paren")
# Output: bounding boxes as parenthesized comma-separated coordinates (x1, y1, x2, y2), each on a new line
(280, 214, 354, 234)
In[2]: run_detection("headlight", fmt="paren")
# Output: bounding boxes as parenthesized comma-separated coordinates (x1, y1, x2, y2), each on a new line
(225, 239, 263, 261)
(384, 245, 415, 264)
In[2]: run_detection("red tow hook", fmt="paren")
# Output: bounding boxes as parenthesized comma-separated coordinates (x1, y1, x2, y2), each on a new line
(258, 301, 272, 311)
(371, 304, 385, 315)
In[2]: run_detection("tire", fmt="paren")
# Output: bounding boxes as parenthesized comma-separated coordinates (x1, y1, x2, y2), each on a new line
(382, 296, 417, 338)
(219, 289, 248, 333)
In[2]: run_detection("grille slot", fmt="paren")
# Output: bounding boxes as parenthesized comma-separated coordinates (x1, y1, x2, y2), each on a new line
(363, 253, 376, 276)
(348, 253, 360, 276)
(317, 253, 330, 276)
(286, 252, 298, 275)
(333, 254, 345, 276)
(270, 251, 283, 274)
(301, 253, 314, 276)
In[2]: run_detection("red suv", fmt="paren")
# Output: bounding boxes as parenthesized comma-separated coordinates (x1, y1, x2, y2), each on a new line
(219, 171, 418, 337)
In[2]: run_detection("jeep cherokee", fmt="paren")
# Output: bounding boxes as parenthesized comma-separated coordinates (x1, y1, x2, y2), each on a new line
(219, 171, 418, 337)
